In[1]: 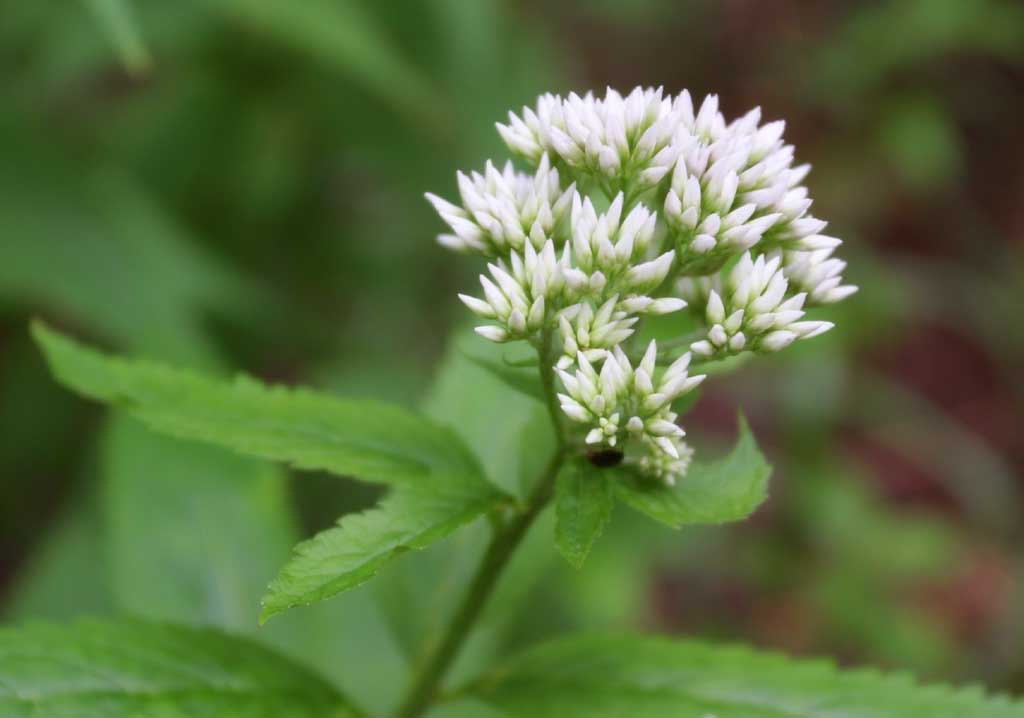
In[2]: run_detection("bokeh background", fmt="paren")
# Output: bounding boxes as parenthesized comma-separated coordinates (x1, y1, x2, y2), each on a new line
(1, 0, 1022, 712)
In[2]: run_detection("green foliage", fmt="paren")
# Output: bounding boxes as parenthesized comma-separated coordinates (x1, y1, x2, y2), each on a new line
(469, 634, 1024, 718)
(7, 3, 1024, 712)
(206, 0, 443, 128)
(554, 459, 614, 569)
(361, 331, 558, 692)
(101, 416, 297, 629)
(0, 166, 258, 367)
(613, 416, 770, 528)
(33, 322, 512, 624)
(83, 0, 151, 75)
(0, 619, 359, 717)
(260, 477, 503, 623)
(32, 322, 484, 486)
(2, 494, 113, 621)
(462, 352, 544, 402)
(425, 330, 553, 498)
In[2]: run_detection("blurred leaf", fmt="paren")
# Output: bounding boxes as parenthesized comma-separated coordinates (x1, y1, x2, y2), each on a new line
(207, 0, 444, 129)
(468, 634, 1024, 717)
(289, 585, 408, 717)
(0, 619, 359, 717)
(32, 322, 486, 486)
(853, 371, 1021, 537)
(877, 97, 961, 192)
(259, 469, 503, 623)
(0, 156, 259, 366)
(816, 0, 1024, 98)
(2, 493, 112, 621)
(0, 332, 92, 550)
(813, 569, 956, 675)
(424, 329, 550, 497)
(101, 415, 296, 630)
(554, 458, 614, 569)
(515, 403, 557, 496)
(83, 0, 152, 75)
(613, 415, 771, 528)
(463, 350, 544, 402)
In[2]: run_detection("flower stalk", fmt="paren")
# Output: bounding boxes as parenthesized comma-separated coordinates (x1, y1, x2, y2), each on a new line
(395, 332, 567, 718)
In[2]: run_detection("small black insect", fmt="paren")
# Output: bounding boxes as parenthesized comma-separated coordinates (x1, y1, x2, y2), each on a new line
(586, 448, 625, 468)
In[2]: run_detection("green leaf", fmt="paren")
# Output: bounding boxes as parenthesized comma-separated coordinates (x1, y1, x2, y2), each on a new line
(260, 478, 502, 623)
(469, 634, 1024, 718)
(613, 415, 770, 528)
(31, 321, 484, 486)
(0, 619, 360, 717)
(83, 0, 152, 75)
(33, 323, 510, 623)
(554, 459, 614, 569)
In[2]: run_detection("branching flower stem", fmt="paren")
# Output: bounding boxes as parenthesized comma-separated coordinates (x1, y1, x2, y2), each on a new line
(395, 329, 567, 718)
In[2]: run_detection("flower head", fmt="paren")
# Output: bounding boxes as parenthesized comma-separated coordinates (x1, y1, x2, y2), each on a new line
(430, 87, 856, 484)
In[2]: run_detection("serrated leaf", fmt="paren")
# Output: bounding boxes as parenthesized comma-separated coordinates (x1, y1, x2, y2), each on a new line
(613, 415, 770, 528)
(469, 634, 1024, 718)
(260, 478, 501, 623)
(554, 459, 614, 569)
(31, 322, 484, 486)
(0, 619, 361, 717)
(33, 323, 510, 623)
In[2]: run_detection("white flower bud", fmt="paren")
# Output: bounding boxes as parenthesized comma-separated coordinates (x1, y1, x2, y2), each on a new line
(475, 325, 510, 343)
(762, 330, 797, 352)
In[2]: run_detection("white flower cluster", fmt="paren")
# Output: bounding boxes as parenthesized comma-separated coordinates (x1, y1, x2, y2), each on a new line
(689, 253, 833, 359)
(428, 87, 857, 485)
(497, 87, 683, 196)
(557, 343, 703, 485)
(426, 155, 575, 255)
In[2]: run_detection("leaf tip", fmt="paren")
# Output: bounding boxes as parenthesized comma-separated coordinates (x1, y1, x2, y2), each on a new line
(557, 548, 587, 571)
(257, 603, 277, 626)
(28, 317, 54, 346)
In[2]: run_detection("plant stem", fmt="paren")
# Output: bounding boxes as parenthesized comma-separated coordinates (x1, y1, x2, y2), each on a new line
(395, 331, 566, 718)
(537, 326, 566, 451)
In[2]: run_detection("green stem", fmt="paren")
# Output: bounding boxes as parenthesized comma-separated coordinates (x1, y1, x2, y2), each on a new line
(537, 327, 566, 450)
(395, 331, 566, 718)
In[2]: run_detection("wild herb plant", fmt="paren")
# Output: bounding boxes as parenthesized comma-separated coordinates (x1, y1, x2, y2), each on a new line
(8, 87, 1022, 718)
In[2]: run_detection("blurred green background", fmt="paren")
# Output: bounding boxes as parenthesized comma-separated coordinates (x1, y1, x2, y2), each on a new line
(1, 0, 1023, 712)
